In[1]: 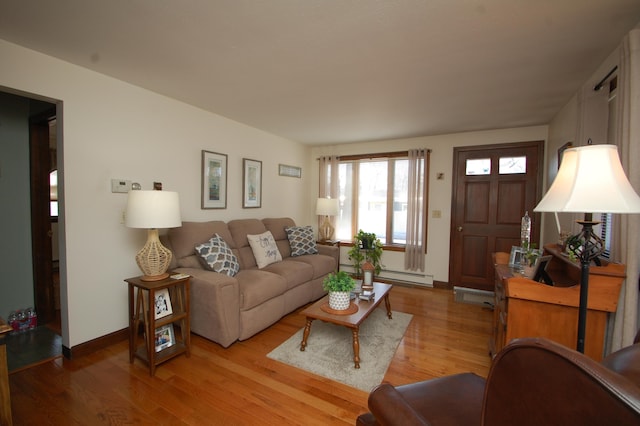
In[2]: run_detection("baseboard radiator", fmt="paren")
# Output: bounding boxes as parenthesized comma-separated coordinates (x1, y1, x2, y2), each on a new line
(339, 264, 434, 287)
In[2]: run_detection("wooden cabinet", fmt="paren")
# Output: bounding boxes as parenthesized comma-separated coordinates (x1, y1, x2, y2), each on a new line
(490, 244, 625, 361)
(0, 318, 12, 426)
(125, 275, 191, 376)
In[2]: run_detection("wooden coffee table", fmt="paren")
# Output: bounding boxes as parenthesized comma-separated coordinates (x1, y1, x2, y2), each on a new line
(300, 282, 392, 368)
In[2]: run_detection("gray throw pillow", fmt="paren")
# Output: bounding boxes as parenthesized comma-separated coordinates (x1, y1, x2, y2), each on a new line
(285, 225, 318, 257)
(194, 234, 240, 276)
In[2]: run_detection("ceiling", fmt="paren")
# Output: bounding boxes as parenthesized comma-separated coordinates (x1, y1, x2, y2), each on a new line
(1, 1, 639, 145)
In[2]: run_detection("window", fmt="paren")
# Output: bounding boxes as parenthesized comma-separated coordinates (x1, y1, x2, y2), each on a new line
(599, 75, 618, 259)
(335, 152, 426, 246)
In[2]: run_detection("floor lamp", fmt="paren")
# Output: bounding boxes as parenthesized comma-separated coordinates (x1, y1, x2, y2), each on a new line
(534, 144, 640, 353)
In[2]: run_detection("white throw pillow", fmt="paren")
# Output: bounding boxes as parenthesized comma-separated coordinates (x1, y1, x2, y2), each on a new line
(247, 230, 282, 268)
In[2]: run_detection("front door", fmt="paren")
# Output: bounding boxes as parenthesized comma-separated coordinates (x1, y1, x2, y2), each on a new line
(449, 141, 543, 292)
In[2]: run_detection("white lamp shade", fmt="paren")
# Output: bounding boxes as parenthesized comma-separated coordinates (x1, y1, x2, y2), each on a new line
(534, 144, 640, 214)
(125, 190, 182, 229)
(316, 197, 339, 216)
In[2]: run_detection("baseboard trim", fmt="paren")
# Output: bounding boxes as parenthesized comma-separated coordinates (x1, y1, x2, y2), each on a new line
(62, 328, 128, 359)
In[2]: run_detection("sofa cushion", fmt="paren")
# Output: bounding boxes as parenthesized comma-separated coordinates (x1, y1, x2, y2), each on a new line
(194, 234, 240, 277)
(169, 221, 235, 268)
(247, 231, 283, 268)
(236, 269, 287, 310)
(290, 252, 336, 279)
(262, 259, 314, 290)
(285, 225, 318, 257)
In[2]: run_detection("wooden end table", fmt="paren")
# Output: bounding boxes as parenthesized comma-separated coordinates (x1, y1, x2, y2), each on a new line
(300, 282, 392, 368)
(125, 274, 191, 376)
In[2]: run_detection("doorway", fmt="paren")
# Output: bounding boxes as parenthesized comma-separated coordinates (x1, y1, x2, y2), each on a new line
(449, 141, 544, 292)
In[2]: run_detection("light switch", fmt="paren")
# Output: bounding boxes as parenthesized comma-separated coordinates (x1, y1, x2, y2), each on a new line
(111, 179, 131, 193)
(432, 210, 442, 218)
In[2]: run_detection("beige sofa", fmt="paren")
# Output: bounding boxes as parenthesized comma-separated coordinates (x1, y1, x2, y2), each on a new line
(163, 217, 339, 347)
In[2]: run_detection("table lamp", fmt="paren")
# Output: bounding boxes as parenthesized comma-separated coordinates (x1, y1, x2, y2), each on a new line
(125, 190, 182, 281)
(534, 144, 640, 353)
(316, 197, 339, 242)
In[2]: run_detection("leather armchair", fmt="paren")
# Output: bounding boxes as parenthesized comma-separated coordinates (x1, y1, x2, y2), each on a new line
(356, 336, 640, 425)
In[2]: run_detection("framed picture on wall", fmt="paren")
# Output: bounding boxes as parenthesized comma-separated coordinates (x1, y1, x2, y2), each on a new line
(201, 150, 227, 209)
(243, 158, 262, 208)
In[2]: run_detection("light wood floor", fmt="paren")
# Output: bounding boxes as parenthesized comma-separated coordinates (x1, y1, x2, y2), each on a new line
(9, 285, 493, 425)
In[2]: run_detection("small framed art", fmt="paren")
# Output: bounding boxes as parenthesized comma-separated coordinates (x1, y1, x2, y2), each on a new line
(154, 288, 173, 319)
(243, 158, 262, 208)
(508, 246, 526, 268)
(202, 150, 227, 209)
(154, 324, 175, 352)
(278, 164, 302, 178)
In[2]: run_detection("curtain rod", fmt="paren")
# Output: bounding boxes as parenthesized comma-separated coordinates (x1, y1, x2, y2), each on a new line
(316, 149, 432, 161)
(593, 66, 618, 91)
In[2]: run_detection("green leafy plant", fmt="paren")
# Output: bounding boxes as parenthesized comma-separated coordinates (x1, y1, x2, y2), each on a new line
(322, 271, 356, 292)
(521, 241, 542, 267)
(347, 230, 384, 278)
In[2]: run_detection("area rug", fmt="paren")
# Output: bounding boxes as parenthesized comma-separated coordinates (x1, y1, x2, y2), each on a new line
(267, 309, 412, 392)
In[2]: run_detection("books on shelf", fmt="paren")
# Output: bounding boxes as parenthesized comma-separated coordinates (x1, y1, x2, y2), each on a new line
(359, 290, 375, 301)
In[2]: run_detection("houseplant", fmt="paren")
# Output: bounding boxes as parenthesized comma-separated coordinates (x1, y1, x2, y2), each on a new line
(347, 230, 384, 279)
(322, 271, 356, 310)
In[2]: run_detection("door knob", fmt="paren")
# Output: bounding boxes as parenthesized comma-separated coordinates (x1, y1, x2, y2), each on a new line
(457, 226, 463, 232)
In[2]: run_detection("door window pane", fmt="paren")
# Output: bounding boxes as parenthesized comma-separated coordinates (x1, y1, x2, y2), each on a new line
(499, 156, 526, 174)
(466, 158, 490, 175)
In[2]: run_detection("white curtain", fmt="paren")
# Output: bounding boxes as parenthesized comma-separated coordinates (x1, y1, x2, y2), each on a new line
(611, 29, 640, 350)
(318, 156, 339, 231)
(404, 149, 428, 271)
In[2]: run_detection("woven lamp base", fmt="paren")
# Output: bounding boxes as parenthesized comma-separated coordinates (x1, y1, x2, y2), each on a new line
(136, 228, 173, 282)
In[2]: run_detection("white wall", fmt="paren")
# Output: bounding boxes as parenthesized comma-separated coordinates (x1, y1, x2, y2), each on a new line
(0, 39, 310, 347)
(310, 125, 549, 284)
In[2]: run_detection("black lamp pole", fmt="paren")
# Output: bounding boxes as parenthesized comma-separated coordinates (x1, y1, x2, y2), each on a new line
(568, 214, 604, 353)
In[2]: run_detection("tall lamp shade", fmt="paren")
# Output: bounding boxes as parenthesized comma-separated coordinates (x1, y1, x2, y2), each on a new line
(316, 198, 339, 242)
(534, 144, 640, 353)
(125, 190, 182, 281)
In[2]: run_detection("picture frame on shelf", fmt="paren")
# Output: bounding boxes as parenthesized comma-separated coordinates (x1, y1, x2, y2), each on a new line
(278, 163, 302, 178)
(508, 246, 526, 268)
(201, 150, 227, 209)
(243, 158, 262, 208)
(531, 255, 554, 285)
(154, 288, 173, 319)
(154, 324, 175, 352)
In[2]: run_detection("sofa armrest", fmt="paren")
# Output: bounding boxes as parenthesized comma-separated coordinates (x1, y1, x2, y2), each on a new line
(367, 383, 432, 426)
(174, 267, 240, 348)
(316, 244, 339, 270)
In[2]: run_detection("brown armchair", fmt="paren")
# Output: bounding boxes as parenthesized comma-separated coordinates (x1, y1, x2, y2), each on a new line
(357, 336, 640, 425)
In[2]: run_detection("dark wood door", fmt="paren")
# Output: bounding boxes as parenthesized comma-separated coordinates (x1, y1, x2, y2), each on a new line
(449, 141, 543, 292)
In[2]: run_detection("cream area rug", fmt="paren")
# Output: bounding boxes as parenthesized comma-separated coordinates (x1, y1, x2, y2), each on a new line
(267, 309, 413, 392)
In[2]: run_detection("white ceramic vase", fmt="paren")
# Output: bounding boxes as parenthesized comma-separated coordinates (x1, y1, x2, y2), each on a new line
(328, 291, 351, 310)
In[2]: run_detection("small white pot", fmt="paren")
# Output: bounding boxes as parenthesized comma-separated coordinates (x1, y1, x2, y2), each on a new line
(328, 291, 351, 310)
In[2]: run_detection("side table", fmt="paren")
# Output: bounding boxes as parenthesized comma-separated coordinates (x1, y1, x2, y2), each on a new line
(125, 274, 191, 376)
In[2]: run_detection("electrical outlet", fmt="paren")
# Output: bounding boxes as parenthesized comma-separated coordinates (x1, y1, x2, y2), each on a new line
(111, 179, 131, 193)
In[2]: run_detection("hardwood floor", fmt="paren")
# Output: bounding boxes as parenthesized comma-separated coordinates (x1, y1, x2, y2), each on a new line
(9, 286, 493, 425)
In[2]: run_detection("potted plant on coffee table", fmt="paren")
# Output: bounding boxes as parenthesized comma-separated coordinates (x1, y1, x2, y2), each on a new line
(323, 271, 356, 311)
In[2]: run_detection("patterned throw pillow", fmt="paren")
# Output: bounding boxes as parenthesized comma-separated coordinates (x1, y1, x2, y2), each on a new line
(285, 226, 318, 257)
(247, 231, 282, 268)
(194, 234, 240, 277)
